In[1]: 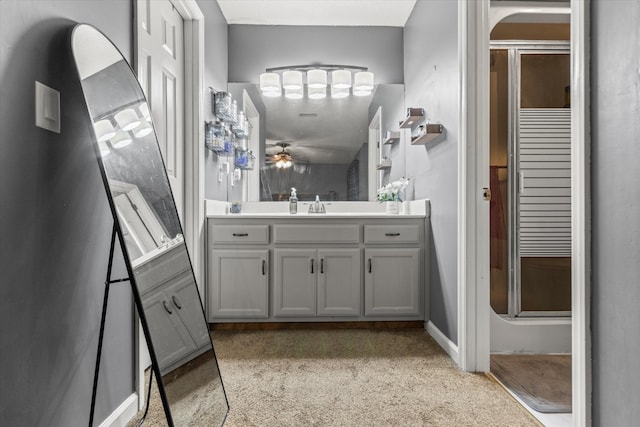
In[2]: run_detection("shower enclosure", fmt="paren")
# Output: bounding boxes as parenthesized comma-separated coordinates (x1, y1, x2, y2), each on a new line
(490, 42, 571, 318)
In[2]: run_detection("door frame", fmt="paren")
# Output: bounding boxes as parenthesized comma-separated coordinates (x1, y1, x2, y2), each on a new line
(133, 0, 205, 411)
(458, 0, 591, 425)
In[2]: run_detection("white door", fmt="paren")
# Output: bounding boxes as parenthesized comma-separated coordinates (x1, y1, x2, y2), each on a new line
(137, 0, 185, 219)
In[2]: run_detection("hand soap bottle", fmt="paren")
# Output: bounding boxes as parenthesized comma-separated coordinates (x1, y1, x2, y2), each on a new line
(289, 187, 298, 214)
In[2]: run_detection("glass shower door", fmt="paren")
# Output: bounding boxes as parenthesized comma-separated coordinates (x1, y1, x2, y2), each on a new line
(490, 46, 571, 318)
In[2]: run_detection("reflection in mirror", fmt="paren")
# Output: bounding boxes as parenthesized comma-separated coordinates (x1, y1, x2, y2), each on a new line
(228, 83, 404, 202)
(71, 24, 228, 426)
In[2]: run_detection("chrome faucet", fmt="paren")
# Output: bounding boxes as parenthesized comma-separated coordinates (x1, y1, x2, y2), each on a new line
(308, 195, 326, 214)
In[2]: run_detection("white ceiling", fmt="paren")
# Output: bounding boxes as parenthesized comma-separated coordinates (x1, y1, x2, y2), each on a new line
(216, 0, 418, 27)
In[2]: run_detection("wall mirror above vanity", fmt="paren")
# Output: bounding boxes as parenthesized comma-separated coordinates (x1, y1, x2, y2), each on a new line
(222, 82, 406, 203)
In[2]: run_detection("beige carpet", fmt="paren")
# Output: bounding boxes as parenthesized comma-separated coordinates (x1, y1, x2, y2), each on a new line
(491, 354, 572, 413)
(129, 328, 539, 426)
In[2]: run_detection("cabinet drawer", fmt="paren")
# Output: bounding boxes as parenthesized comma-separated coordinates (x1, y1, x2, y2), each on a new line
(209, 225, 269, 245)
(364, 225, 421, 244)
(273, 224, 360, 244)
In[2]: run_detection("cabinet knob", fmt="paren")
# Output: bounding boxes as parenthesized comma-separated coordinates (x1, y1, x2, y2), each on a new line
(320, 258, 324, 274)
(262, 259, 266, 275)
(232, 232, 249, 237)
(385, 233, 401, 237)
(310, 258, 315, 274)
(368, 258, 372, 273)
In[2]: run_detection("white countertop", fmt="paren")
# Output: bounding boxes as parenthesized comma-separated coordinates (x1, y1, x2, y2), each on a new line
(205, 200, 430, 219)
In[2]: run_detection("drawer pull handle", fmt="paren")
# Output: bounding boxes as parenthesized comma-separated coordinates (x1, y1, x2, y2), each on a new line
(232, 233, 249, 237)
(171, 296, 182, 310)
(368, 258, 372, 273)
(162, 300, 173, 315)
(320, 258, 324, 274)
(311, 259, 315, 274)
(385, 233, 401, 237)
(262, 260, 266, 275)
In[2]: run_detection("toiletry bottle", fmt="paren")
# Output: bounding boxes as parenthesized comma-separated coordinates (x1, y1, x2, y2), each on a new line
(289, 187, 298, 214)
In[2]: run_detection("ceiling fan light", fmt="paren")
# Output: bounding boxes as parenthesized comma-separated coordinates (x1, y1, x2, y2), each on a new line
(260, 72, 280, 92)
(331, 69, 352, 89)
(93, 119, 116, 142)
(308, 86, 326, 99)
(114, 108, 141, 131)
(354, 71, 374, 91)
(331, 86, 350, 99)
(285, 87, 303, 99)
(307, 69, 327, 88)
(282, 70, 303, 90)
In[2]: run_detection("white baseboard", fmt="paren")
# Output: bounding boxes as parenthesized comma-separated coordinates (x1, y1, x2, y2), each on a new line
(98, 393, 139, 427)
(425, 321, 460, 366)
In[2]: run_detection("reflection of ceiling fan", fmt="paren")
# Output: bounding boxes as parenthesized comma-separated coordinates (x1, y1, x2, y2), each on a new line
(270, 142, 293, 169)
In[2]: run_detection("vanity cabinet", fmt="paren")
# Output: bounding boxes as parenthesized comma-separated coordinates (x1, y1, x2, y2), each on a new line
(274, 248, 361, 317)
(206, 212, 428, 324)
(208, 249, 269, 319)
(136, 244, 211, 375)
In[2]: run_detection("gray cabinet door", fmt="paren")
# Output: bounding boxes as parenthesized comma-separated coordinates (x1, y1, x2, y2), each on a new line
(274, 249, 316, 317)
(208, 249, 269, 319)
(364, 248, 421, 316)
(317, 249, 361, 316)
(142, 290, 197, 372)
(167, 271, 211, 348)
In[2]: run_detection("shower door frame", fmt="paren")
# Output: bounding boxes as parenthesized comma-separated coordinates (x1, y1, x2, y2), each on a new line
(492, 41, 572, 319)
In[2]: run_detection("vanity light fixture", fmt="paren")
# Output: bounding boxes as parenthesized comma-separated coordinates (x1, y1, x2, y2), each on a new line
(114, 108, 141, 131)
(308, 86, 327, 99)
(331, 86, 350, 99)
(285, 87, 304, 100)
(282, 70, 303, 90)
(93, 119, 117, 142)
(307, 69, 327, 88)
(139, 103, 151, 122)
(132, 121, 153, 138)
(97, 140, 111, 157)
(259, 64, 374, 99)
(110, 131, 133, 149)
(331, 69, 352, 89)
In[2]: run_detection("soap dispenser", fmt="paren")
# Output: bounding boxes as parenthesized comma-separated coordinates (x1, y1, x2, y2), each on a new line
(289, 187, 298, 214)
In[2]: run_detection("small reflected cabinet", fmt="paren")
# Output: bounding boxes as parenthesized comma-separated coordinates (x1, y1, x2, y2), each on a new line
(206, 216, 429, 323)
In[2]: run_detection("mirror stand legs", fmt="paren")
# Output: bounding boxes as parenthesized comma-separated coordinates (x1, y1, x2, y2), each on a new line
(89, 224, 131, 427)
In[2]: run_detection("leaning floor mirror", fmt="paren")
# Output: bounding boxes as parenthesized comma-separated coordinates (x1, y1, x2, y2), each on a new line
(70, 23, 228, 426)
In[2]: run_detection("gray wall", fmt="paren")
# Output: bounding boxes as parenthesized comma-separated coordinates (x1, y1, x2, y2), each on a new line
(227, 25, 404, 84)
(404, 0, 459, 343)
(0, 1, 134, 425)
(198, 0, 230, 201)
(591, 0, 640, 424)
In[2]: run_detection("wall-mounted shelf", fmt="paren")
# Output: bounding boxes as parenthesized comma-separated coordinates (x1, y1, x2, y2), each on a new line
(376, 159, 392, 170)
(399, 108, 425, 129)
(411, 124, 444, 145)
(383, 131, 400, 145)
(399, 107, 444, 145)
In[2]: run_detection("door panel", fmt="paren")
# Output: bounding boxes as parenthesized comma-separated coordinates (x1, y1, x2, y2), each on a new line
(137, 0, 184, 218)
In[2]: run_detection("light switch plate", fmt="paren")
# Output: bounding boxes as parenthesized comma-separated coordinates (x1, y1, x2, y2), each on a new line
(35, 81, 61, 133)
